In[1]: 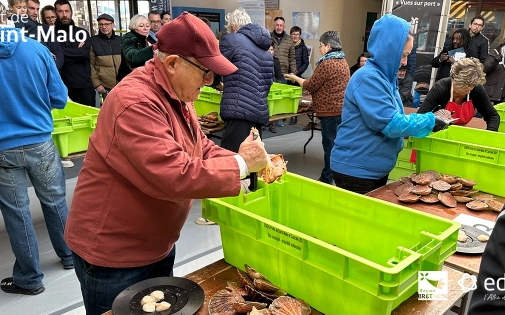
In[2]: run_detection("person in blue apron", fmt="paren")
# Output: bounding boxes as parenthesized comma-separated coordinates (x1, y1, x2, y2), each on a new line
(417, 57, 500, 130)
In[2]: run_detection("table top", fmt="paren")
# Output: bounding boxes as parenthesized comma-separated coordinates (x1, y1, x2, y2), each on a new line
(366, 180, 499, 274)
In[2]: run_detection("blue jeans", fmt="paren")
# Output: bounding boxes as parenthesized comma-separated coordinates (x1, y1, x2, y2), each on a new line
(319, 115, 342, 184)
(0, 139, 72, 290)
(73, 246, 176, 315)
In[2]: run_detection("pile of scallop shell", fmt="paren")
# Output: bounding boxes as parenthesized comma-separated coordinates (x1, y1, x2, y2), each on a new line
(208, 264, 311, 315)
(395, 171, 504, 212)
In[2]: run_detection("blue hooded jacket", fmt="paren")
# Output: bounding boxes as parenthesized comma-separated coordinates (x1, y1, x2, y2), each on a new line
(219, 23, 274, 124)
(0, 27, 68, 151)
(330, 15, 435, 180)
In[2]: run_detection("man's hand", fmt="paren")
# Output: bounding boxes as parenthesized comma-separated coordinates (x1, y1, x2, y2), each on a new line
(78, 41, 85, 48)
(238, 132, 269, 173)
(51, 53, 57, 60)
(96, 85, 106, 94)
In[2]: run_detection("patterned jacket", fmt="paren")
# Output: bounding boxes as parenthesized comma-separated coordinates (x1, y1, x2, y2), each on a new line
(303, 58, 350, 116)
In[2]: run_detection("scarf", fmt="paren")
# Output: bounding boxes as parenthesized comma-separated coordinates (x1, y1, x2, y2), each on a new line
(316, 48, 345, 66)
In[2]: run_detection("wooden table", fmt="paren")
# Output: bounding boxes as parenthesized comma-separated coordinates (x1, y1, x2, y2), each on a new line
(366, 181, 499, 275)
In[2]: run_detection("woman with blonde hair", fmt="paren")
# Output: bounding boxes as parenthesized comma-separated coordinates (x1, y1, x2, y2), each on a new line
(418, 57, 500, 130)
(116, 14, 154, 82)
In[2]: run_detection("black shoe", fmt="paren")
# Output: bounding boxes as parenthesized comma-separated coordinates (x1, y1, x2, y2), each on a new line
(268, 124, 277, 133)
(1, 277, 45, 295)
(289, 116, 298, 125)
(63, 263, 74, 270)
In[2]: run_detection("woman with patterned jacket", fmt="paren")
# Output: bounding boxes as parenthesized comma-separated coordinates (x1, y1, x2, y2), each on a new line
(284, 30, 350, 184)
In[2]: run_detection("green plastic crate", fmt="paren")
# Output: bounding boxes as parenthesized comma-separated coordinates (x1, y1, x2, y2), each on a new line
(389, 139, 416, 180)
(194, 87, 222, 120)
(51, 102, 99, 157)
(202, 173, 459, 315)
(495, 103, 505, 132)
(267, 83, 302, 115)
(412, 125, 505, 197)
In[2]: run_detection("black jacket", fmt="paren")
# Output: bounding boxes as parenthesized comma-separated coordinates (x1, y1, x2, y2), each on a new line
(417, 77, 500, 131)
(294, 39, 309, 76)
(432, 45, 478, 81)
(483, 48, 505, 102)
(273, 56, 283, 83)
(469, 31, 489, 63)
(469, 211, 505, 314)
(55, 21, 93, 88)
(398, 72, 413, 107)
(13, 16, 63, 70)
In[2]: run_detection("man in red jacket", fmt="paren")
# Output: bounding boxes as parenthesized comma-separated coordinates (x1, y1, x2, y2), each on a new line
(64, 12, 269, 315)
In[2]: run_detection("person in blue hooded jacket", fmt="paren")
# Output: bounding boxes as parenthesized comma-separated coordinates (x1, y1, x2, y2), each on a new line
(219, 8, 274, 152)
(330, 14, 449, 195)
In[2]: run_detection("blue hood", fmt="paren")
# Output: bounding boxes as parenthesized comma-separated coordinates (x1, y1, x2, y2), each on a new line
(366, 14, 410, 82)
(0, 27, 20, 58)
(238, 23, 272, 51)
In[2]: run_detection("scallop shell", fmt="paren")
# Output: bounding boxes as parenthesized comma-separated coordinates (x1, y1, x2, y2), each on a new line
(439, 174, 459, 184)
(423, 170, 440, 179)
(454, 196, 473, 203)
(399, 176, 413, 184)
(419, 194, 440, 204)
(250, 307, 272, 315)
(269, 296, 303, 315)
(233, 301, 267, 313)
(458, 178, 478, 187)
(237, 268, 254, 287)
(208, 289, 245, 315)
(473, 194, 494, 201)
(438, 192, 457, 208)
(226, 281, 249, 296)
(451, 190, 472, 197)
(431, 180, 451, 192)
(398, 193, 420, 203)
(411, 173, 434, 185)
(394, 182, 413, 197)
(253, 278, 280, 292)
(486, 200, 504, 212)
(410, 185, 432, 195)
(449, 182, 463, 191)
(245, 285, 275, 304)
(260, 155, 288, 184)
(466, 200, 490, 211)
(245, 264, 267, 280)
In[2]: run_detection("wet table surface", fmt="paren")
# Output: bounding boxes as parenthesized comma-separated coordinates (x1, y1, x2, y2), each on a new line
(366, 180, 500, 275)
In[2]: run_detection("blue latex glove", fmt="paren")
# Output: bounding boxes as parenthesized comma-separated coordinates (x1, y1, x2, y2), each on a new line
(382, 112, 435, 138)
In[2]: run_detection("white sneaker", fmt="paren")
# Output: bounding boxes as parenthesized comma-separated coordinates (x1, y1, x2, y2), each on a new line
(61, 160, 74, 168)
(195, 217, 216, 225)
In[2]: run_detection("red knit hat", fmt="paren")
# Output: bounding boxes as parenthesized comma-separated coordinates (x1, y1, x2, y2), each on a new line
(155, 12, 237, 76)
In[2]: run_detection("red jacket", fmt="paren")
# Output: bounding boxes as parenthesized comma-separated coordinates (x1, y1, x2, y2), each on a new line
(65, 56, 240, 267)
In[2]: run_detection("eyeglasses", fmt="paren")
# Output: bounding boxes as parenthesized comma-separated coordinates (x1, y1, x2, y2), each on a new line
(177, 55, 212, 79)
(472, 22, 484, 27)
(98, 22, 112, 27)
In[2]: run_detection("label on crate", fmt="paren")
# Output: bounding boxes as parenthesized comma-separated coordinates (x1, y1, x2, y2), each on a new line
(418, 271, 448, 300)
(263, 223, 303, 252)
(461, 145, 499, 163)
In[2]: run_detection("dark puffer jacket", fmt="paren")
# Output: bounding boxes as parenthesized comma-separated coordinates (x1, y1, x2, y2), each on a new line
(483, 48, 505, 102)
(90, 31, 122, 90)
(294, 39, 309, 76)
(271, 31, 297, 75)
(219, 23, 274, 124)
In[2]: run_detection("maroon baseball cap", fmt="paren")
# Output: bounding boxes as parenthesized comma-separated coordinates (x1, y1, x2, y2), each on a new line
(155, 12, 237, 76)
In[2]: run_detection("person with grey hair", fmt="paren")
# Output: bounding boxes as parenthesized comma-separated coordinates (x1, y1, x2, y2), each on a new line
(418, 57, 499, 130)
(330, 14, 447, 194)
(116, 14, 155, 82)
(285, 30, 350, 184)
(224, 7, 251, 33)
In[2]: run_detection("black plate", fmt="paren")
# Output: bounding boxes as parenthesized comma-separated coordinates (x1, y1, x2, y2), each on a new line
(456, 224, 490, 254)
(111, 277, 204, 315)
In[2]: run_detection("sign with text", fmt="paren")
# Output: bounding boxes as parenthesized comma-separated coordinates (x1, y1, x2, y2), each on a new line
(265, 0, 279, 9)
(150, 0, 170, 13)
